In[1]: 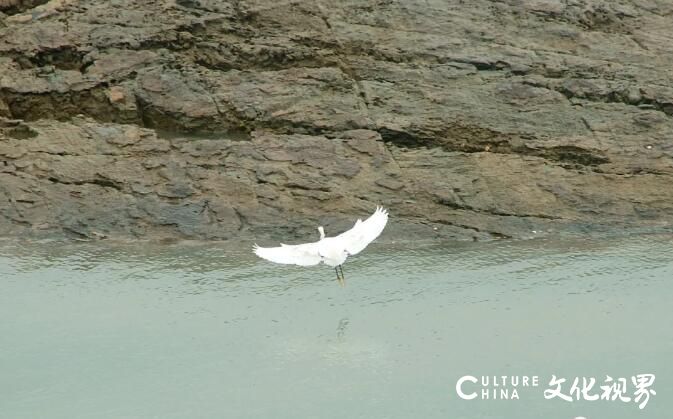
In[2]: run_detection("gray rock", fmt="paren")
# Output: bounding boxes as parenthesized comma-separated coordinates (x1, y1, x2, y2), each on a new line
(0, 0, 672, 241)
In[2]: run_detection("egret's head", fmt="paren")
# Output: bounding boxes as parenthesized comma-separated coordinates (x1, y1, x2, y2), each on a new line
(318, 226, 325, 240)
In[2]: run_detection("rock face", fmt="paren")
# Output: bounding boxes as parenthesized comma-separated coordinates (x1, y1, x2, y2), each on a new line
(1, 0, 672, 241)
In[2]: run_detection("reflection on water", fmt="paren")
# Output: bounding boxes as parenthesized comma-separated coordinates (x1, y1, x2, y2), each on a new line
(0, 234, 672, 419)
(336, 318, 350, 342)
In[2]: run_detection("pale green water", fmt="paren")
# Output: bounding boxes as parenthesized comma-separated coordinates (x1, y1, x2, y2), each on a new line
(1, 235, 671, 419)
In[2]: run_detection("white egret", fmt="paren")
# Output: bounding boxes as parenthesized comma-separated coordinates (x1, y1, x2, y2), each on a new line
(253, 206, 389, 285)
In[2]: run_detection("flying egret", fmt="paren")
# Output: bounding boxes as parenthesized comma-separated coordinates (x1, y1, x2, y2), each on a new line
(253, 206, 389, 286)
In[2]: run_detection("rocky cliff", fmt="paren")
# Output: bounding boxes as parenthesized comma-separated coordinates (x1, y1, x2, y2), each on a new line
(1, 0, 672, 241)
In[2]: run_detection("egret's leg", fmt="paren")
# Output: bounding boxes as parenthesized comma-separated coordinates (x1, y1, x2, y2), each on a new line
(339, 265, 346, 286)
(335, 266, 345, 287)
(334, 267, 343, 286)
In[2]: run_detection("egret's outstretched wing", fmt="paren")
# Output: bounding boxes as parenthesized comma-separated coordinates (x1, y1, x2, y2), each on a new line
(336, 206, 388, 255)
(253, 242, 322, 266)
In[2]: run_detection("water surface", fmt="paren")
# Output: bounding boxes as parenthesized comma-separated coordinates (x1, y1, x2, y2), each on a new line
(1, 235, 671, 419)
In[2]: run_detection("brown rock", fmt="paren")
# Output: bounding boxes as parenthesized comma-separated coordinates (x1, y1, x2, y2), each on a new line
(0, 0, 672, 241)
(108, 86, 126, 103)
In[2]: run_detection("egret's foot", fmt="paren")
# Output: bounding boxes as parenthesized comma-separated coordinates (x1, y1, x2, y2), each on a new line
(337, 276, 345, 287)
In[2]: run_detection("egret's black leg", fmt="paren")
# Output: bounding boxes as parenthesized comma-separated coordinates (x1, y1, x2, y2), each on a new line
(335, 266, 344, 287)
(339, 265, 345, 286)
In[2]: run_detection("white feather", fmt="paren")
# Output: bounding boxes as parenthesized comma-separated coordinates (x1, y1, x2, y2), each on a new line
(253, 242, 322, 266)
(335, 206, 388, 255)
(253, 206, 389, 267)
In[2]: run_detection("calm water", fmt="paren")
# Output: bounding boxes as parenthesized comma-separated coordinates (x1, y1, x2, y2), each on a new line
(1, 235, 671, 419)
